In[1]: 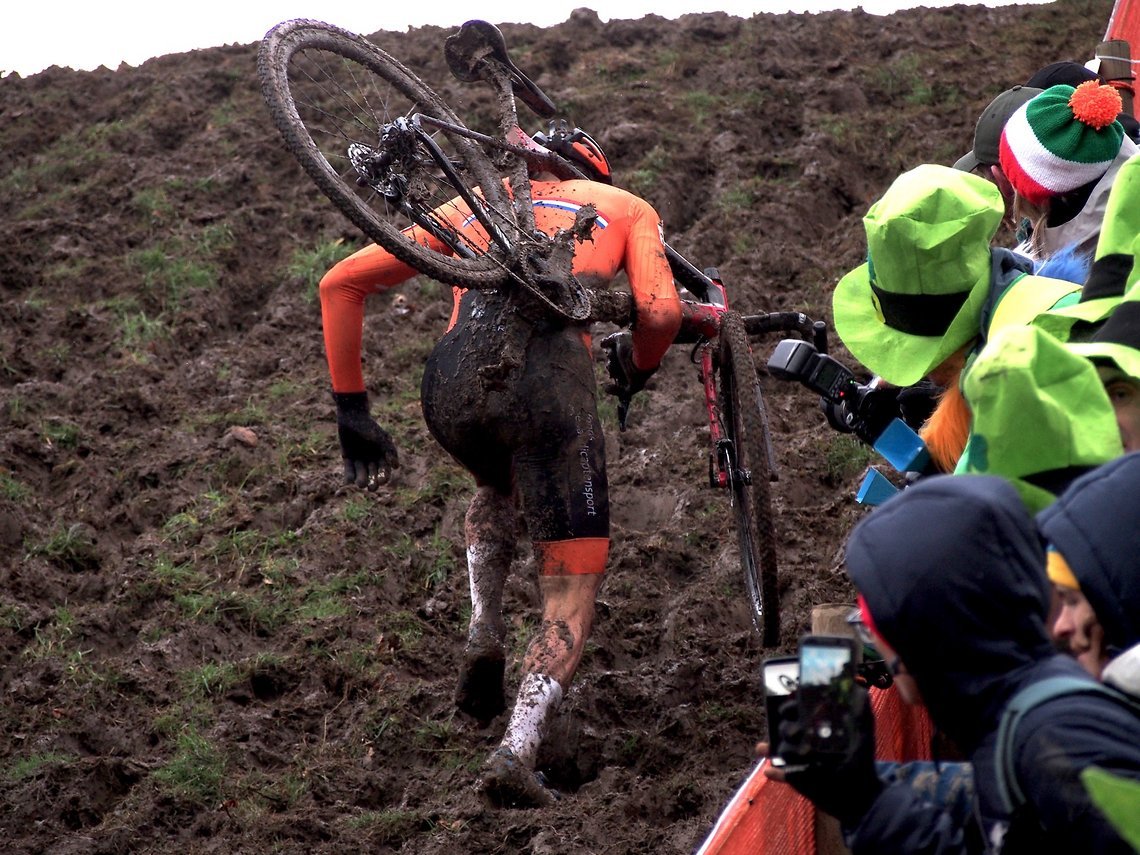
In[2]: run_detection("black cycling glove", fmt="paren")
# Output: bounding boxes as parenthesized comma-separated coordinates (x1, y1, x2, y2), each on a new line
(333, 392, 399, 490)
(600, 331, 656, 398)
(774, 685, 883, 826)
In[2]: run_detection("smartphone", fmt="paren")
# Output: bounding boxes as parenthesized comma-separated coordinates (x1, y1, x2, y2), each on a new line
(796, 635, 860, 759)
(761, 656, 799, 766)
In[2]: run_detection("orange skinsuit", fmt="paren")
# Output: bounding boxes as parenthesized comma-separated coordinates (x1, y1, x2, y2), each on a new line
(321, 179, 681, 392)
(320, 178, 682, 575)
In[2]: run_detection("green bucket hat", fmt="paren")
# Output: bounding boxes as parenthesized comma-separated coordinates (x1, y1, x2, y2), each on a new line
(1035, 152, 1140, 342)
(1070, 274, 1140, 379)
(833, 164, 1004, 386)
(959, 324, 1123, 512)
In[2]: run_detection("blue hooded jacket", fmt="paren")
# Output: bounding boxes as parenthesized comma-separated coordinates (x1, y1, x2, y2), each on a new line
(1038, 452, 1140, 657)
(843, 475, 1140, 854)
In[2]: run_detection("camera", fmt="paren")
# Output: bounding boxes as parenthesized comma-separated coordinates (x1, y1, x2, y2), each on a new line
(767, 338, 857, 401)
(796, 635, 860, 759)
(767, 339, 901, 445)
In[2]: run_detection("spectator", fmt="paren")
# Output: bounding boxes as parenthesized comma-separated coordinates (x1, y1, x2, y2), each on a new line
(1069, 275, 1140, 452)
(1036, 151, 1140, 344)
(1025, 61, 1140, 143)
(764, 475, 1140, 853)
(953, 85, 1042, 226)
(831, 164, 1081, 471)
(999, 81, 1137, 260)
(1038, 451, 1140, 681)
(957, 324, 1123, 511)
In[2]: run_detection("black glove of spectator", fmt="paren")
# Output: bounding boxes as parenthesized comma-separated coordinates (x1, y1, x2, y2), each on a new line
(774, 684, 883, 826)
(333, 392, 399, 491)
(896, 380, 942, 430)
(600, 331, 656, 398)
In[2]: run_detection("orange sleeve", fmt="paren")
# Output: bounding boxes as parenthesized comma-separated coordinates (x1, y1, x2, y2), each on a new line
(623, 197, 681, 371)
(319, 242, 423, 393)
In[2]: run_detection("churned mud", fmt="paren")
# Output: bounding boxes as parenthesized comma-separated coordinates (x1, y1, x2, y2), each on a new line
(0, 2, 1111, 852)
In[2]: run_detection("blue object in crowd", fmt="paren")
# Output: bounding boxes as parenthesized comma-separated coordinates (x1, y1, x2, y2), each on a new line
(857, 468, 900, 506)
(874, 418, 931, 473)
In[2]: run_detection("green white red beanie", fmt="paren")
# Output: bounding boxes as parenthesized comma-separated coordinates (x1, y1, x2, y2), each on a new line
(999, 81, 1124, 206)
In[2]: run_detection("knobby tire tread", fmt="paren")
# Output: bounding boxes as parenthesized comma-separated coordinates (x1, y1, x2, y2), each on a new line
(718, 311, 780, 647)
(257, 19, 510, 289)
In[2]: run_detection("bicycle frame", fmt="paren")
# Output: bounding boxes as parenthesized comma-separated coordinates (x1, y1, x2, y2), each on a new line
(672, 270, 827, 492)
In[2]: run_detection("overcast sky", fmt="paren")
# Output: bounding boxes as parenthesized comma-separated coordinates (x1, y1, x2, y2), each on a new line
(3, 0, 1050, 77)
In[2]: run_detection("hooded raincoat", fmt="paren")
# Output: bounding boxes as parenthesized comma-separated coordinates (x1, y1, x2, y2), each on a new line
(843, 475, 1140, 854)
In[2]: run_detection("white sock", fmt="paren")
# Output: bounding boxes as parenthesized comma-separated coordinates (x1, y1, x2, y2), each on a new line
(501, 673, 563, 768)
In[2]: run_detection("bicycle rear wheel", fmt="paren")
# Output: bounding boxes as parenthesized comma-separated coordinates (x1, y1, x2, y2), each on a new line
(717, 311, 780, 647)
(258, 19, 513, 289)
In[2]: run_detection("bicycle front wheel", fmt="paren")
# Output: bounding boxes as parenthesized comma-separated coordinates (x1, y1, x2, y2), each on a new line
(718, 311, 781, 647)
(258, 19, 512, 289)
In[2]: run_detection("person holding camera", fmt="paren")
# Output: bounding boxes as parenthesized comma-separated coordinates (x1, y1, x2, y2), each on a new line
(830, 164, 1082, 473)
(759, 475, 1140, 853)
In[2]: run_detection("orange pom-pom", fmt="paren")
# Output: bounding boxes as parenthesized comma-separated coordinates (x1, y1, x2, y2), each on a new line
(1069, 80, 1122, 130)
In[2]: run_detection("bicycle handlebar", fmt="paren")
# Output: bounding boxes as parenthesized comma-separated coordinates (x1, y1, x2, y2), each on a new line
(585, 290, 826, 351)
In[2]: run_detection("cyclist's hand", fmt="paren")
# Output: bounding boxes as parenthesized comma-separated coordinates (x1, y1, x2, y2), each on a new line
(333, 392, 399, 490)
(772, 688, 882, 825)
(601, 331, 656, 398)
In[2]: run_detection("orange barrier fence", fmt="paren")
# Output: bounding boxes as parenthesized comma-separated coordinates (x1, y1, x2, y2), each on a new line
(1107, 0, 1140, 47)
(694, 686, 934, 855)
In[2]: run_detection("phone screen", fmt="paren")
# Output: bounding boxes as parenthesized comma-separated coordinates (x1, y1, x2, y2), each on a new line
(797, 637, 857, 757)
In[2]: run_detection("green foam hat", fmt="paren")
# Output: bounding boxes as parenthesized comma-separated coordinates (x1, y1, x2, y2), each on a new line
(1070, 273, 1140, 379)
(833, 164, 1004, 386)
(1035, 152, 1140, 342)
(959, 325, 1123, 512)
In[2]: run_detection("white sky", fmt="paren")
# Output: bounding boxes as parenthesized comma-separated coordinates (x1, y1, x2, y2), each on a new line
(3, 0, 1050, 78)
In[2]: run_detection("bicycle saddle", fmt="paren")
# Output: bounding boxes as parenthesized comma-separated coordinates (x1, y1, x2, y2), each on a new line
(444, 20, 557, 118)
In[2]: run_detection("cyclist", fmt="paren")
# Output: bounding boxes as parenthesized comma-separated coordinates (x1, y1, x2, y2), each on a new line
(318, 123, 681, 807)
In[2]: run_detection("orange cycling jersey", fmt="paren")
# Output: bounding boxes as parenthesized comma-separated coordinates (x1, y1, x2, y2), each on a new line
(320, 179, 681, 392)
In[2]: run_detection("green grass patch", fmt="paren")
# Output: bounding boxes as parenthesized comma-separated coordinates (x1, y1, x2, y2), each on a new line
(182, 661, 242, 698)
(27, 524, 98, 571)
(42, 419, 80, 449)
(824, 435, 876, 482)
(344, 808, 423, 843)
(0, 470, 29, 502)
(154, 729, 227, 805)
(379, 610, 425, 651)
(286, 238, 356, 303)
(4, 752, 75, 782)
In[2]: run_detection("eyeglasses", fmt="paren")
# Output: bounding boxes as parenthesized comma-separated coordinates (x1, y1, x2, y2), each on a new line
(847, 608, 903, 676)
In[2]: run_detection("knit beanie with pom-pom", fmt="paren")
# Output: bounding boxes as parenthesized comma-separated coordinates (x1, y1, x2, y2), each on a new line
(999, 81, 1125, 206)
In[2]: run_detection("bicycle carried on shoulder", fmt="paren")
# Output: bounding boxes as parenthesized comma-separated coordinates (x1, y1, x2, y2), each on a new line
(257, 18, 826, 647)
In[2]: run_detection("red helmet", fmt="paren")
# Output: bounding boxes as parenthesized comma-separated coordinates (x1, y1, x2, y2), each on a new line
(532, 120, 612, 184)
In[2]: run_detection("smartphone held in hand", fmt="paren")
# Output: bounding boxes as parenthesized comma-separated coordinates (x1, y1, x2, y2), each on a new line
(796, 635, 860, 759)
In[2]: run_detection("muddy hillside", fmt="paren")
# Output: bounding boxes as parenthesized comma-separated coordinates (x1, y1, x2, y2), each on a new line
(0, 1, 1113, 852)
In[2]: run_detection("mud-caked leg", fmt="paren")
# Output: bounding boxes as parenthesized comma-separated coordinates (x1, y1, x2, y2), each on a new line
(481, 541, 607, 808)
(454, 486, 518, 723)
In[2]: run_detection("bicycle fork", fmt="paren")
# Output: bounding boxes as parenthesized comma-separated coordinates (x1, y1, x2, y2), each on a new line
(698, 341, 746, 493)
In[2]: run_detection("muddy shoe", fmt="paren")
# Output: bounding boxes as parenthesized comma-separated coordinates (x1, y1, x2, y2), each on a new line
(478, 748, 560, 809)
(454, 626, 506, 723)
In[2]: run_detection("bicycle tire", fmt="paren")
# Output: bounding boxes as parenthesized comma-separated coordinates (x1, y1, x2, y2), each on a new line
(717, 311, 781, 647)
(258, 19, 512, 289)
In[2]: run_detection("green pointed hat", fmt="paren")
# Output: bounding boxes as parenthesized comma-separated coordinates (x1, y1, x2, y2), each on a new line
(959, 324, 1123, 512)
(1035, 152, 1140, 342)
(1069, 273, 1140, 378)
(833, 164, 1003, 386)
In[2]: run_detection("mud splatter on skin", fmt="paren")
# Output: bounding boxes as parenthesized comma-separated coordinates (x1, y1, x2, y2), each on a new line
(464, 486, 518, 641)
